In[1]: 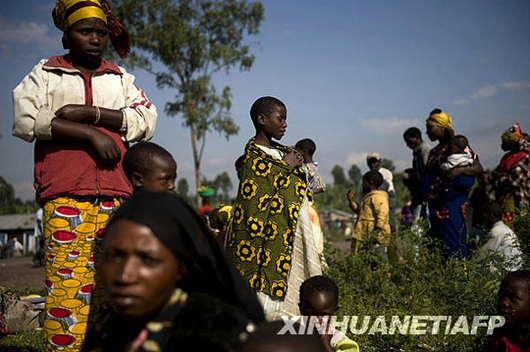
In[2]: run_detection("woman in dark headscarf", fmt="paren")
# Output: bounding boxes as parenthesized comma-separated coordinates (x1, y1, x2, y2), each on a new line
(83, 192, 264, 352)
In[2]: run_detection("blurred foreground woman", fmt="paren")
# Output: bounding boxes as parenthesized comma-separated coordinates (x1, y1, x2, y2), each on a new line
(83, 192, 264, 352)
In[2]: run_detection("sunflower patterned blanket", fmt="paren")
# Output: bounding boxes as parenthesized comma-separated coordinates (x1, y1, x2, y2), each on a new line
(227, 137, 308, 298)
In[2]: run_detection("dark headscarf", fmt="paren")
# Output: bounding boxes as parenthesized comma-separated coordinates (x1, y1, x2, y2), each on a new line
(106, 192, 264, 323)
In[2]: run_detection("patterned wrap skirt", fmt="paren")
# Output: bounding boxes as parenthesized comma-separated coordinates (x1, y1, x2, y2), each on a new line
(42, 197, 123, 351)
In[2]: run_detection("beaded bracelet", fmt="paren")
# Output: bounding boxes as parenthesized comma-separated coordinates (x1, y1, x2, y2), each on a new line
(94, 106, 101, 125)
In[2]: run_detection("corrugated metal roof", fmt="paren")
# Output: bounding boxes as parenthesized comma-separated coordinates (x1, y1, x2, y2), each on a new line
(0, 214, 35, 231)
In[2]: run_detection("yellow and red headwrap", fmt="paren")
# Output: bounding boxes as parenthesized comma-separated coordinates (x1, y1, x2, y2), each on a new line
(53, 0, 130, 58)
(501, 123, 522, 147)
(427, 111, 455, 137)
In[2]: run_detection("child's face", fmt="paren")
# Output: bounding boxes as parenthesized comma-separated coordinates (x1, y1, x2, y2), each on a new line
(497, 277, 530, 325)
(367, 158, 381, 171)
(299, 291, 338, 324)
(447, 142, 463, 155)
(260, 105, 287, 140)
(66, 18, 108, 67)
(141, 155, 177, 193)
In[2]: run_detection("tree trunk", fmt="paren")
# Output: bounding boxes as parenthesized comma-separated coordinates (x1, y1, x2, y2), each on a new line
(190, 124, 202, 208)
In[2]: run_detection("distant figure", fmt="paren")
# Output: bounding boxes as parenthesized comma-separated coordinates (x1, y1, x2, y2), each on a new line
(239, 321, 326, 352)
(422, 108, 483, 259)
(492, 123, 530, 228)
(366, 152, 396, 232)
(296, 138, 326, 259)
(226, 96, 321, 320)
(482, 271, 530, 351)
(298, 276, 360, 352)
(347, 170, 390, 257)
(11, 238, 24, 257)
(123, 141, 177, 193)
(468, 172, 494, 250)
(403, 127, 432, 224)
(198, 195, 215, 215)
(235, 155, 245, 182)
(479, 202, 522, 271)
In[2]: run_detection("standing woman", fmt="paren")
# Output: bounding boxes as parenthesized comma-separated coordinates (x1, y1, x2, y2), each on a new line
(422, 109, 483, 260)
(12, 0, 157, 350)
(492, 123, 530, 228)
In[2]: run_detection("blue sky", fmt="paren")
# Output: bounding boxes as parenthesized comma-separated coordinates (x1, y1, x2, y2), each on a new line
(1, 0, 529, 201)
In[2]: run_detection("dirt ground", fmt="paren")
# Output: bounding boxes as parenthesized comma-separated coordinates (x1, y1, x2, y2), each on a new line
(0, 242, 351, 291)
(0, 256, 45, 289)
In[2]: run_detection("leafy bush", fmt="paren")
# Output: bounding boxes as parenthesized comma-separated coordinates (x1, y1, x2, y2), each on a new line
(323, 217, 530, 351)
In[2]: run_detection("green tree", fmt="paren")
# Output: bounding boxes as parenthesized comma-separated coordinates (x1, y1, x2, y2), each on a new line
(0, 176, 38, 215)
(176, 178, 189, 198)
(331, 164, 349, 186)
(113, 0, 264, 206)
(213, 171, 233, 203)
(348, 164, 362, 186)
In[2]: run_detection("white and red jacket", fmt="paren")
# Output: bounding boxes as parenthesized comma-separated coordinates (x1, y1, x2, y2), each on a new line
(12, 55, 158, 204)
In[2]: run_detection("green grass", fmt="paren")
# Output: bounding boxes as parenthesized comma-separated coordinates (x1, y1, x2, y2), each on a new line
(323, 213, 530, 351)
(0, 330, 43, 352)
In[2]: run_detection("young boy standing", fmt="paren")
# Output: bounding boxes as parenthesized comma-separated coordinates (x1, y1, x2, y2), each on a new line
(226, 96, 321, 320)
(347, 171, 391, 256)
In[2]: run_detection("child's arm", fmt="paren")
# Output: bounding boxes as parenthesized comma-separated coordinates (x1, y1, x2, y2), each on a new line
(54, 69, 158, 143)
(347, 190, 359, 214)
(51, 119, 121, 164)
(54, 105, 124, 132)
(282, 150, 303, 167)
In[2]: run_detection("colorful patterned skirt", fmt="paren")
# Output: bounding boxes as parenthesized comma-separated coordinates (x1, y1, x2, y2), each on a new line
(42, 197, 123, 351)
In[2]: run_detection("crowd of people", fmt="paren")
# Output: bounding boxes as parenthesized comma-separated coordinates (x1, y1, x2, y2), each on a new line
(5, 0, 530, 351)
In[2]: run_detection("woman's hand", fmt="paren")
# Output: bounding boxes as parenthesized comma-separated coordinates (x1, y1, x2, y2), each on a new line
(88, 128, 121, 165)
(444, 167, 463, 181)
(55, 104, 95, 123)
(347, 189, 356, 202)
(282, 150, 303, 167)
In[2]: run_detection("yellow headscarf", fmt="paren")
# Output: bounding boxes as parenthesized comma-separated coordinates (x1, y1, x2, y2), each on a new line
(427, 111, 455, 136)
(53, 0, 107, 31)
(52, 0, 130, 58)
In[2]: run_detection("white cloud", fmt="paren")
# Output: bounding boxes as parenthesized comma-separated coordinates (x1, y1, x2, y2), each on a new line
(344, 151, 368, 167)
(0, 14, 60, 57)
(470, 84, 497, 100)
(361, 115, 422, 135)
(453, 99, 470, 106)
(453, 81, 530, 106)
(500, 81, 530, 90)
(14, 180, 35, 202)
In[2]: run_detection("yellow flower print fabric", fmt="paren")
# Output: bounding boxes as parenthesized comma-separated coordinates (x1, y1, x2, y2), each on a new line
(227, 138, 307, 298)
